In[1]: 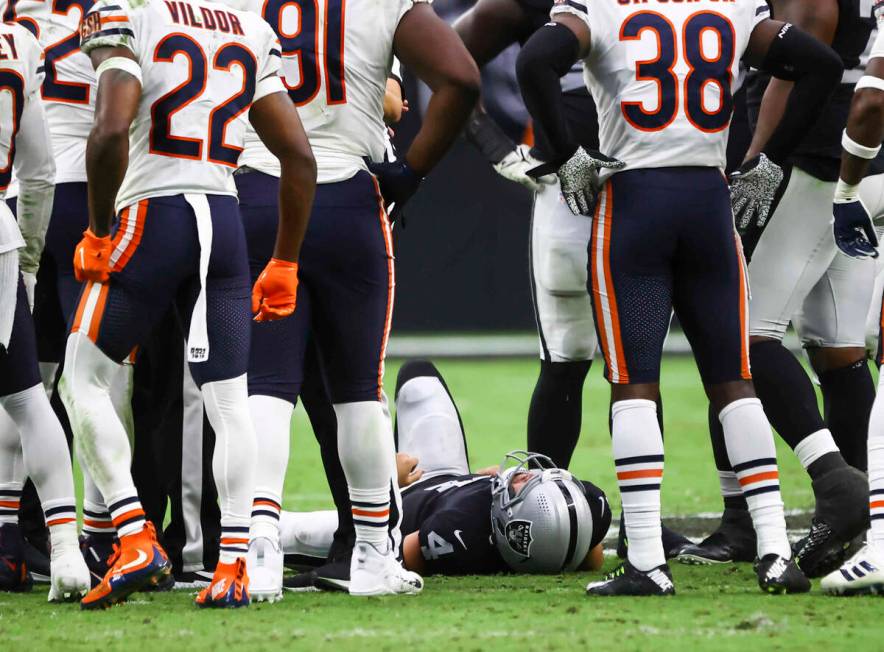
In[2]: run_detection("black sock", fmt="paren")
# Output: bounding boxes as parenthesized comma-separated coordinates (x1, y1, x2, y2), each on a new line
(708, 403, 748, 511)
(749, 340, 827, 450)
(818, 358, 873, 471)
(806, 450, 849, 481)
(527, 360, 591, 468)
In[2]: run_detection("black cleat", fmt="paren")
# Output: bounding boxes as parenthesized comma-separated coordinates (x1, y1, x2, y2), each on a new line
(755, 554, 810, 594)
(616, 517, 694, 560)
(23, 539, 51, 583)
(795, 467, 869, 578)
(677, 507, 756, 564)
(173, 569, 214, 590)
(312, 558, 350, 592)
(586, 561, 675, 596)
(79, 532, 117, 589)
(283, 570, 319, 593)
(0, 524, 32, 592)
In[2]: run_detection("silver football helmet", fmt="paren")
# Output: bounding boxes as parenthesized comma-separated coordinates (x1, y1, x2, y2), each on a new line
(490, 451, 594, 573)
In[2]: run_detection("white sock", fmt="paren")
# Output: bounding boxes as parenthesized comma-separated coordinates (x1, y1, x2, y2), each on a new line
(868, 373, 884, 548)
(248, 394, 292, 542)
(60, 332, 137, 503)
(42, 498, 79, 559)
(718, 469, 742, 498)
(0, 252, 18, 349)
(0, 481, 22, 525)
(278, 510, 338, 560)
(335, 401, 397, 550)
(611, 399, 665, 571)
(2, 384, 76, 512)
(202, 374, 256, 563)
(719, 398, 791, 559)
(794, 429, 840, 470)
(0, 405, 24, 524)
(106, 488, 146, 537)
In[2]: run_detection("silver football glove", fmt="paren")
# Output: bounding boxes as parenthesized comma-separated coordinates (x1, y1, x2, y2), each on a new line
(729, 153, 784, 234)
(555, 147, 625, 216)
(493, 145, 556, 193)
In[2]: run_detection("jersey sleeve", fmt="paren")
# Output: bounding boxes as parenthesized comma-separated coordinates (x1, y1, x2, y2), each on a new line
(80, 0, 137, 56)
(752, 0, 771, 27)
(580, 480, 611, 550)
(253, 20, 285, 103)
(417, 509, 500, 575)
(550, 0, 591, 29)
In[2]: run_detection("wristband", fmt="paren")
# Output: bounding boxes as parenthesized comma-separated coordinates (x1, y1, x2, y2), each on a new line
(834, 178, 861, 203)
(96, 56, 143, 85)
(855, 75, 884, 93)
(842, 130, 881, 160)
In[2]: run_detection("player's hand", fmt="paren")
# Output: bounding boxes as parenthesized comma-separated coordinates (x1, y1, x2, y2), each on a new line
(73, 229, 112, 283)
(475, 465, 499, 477)
(529, 147, 625, 216)
(396, 452, 423, 488)
(21, 270, 36, 312)
(493, 144, 556, 193)
(833, 199, 879, 259)
(729, 154, 784, 235)
(252, 258, 299, 322)
(366, 158, 423, 223)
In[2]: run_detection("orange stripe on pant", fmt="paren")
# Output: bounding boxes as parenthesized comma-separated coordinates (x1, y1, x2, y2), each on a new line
(71, 280, 93, 334)
(371, 176, 395, 401)
(111, 200, 148, 272)
(733, 234, 751, 379)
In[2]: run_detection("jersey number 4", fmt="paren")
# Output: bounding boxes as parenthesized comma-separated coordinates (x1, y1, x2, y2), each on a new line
(620, 10, 735, 133)
(150, 34, 256, 166)
(261, 0, 346, 106)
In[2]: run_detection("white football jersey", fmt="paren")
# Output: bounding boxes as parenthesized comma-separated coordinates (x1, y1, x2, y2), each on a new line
(5, 0, 96, 183)
(237, 0, 413, 183)
(0, 21, 51, 250)
(80, 0, 285, 210)
(552, 0, 770, 179)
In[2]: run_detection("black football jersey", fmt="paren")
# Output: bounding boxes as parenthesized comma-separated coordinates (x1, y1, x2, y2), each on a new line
(746, 0, 874, 181)
(402, 473, 611, 575)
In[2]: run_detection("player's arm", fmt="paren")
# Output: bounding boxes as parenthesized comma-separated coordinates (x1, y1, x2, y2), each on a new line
(249, 90, 317, 320)
(402, 532, 426, 573)
(742, 0, 839, 162)
(13, 66, 55, 304)
(384, 76, 405, 125)
(368, 3, 479, 218)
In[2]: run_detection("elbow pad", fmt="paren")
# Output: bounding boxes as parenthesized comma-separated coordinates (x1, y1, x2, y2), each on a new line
(516, 22, 580, 83)
(760, 23, 843, 82)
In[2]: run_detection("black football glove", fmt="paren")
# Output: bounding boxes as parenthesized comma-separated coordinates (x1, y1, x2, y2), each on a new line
(833, 198, 879, 259)
(529, 147, 625, 216)
(366, 158, 423, 224)
(729, 153, 784, 235)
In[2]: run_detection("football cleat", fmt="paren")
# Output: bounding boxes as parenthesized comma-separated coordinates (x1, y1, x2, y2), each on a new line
(79, 532, 118, 588)
(755, 554, 810, 594)
(616, 517, 694, 560)
(586, 561, 675, 596)
(48, 549, 91, 602)
(349, 542, 423, 597)
(174, 569, 214, 590)
(820, 545, 884, 596)
(312, 558, 351, 593)
(677, 507, 756, 565)
(195, 558, 250, 608)
(24, 539, 51, 583)
(246, 537, 283, 603)
(80, 523, 171, 610)
(0, 523, 32, 592)
(795, 467, 869, 577)
(282, 569, 319, 593)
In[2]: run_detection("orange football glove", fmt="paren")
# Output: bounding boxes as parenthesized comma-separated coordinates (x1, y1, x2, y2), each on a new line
(73, 229, 113, 283)
(252, 258, 299, 322)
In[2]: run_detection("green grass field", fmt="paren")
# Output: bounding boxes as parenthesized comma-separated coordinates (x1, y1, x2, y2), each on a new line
(1, 356, 880, 651)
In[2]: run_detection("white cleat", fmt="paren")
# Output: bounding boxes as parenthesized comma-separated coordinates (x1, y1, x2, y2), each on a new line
(246, 537, 283, 603)
(821, 544, 884, 596)
(348, 541, 423, 597)
(47, 550, 90, 602)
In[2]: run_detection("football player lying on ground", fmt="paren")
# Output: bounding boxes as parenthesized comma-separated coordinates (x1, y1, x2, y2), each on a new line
(279, 360, 611, 590)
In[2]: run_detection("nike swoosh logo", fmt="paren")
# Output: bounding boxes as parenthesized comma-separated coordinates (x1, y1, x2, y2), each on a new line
(598, 497, 606, 515)
(118, 549, 148, 573)
(453, 530, 467, 549)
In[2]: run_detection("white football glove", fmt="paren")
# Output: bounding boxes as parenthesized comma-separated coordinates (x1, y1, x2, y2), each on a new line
(554, 147, 625, 216)
(493, 145, 556, 193)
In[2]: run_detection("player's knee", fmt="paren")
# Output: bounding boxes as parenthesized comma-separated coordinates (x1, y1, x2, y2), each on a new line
(806, 346, 867, 376)
(705, 379, 756, 414)
(58, 332, 116, 418)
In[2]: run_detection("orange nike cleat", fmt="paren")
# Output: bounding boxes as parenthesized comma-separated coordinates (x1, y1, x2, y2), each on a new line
(80, 522, 171, 610)
(195, 558, 250, 608)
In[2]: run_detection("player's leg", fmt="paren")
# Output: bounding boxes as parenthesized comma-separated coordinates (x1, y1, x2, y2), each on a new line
(60, 197, 196, 608)
(581, 172, 675, 596)
(236, 168, 312, 601)
(821, 286, 884, 595)
(309, 172, 420, 596)
(393, 359, 470, 480)
(527, 180, 595, 468)
(278, 510, 339, 569)
(675, 171, 808, 594)
(177, 195, 257, 608)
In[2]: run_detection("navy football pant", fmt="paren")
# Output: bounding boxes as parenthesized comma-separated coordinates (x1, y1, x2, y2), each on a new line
(0, 277, 41, 397)
(589, 168, 751, 386)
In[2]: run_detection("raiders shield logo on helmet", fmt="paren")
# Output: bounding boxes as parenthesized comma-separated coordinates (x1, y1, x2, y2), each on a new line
(505, 520, 533, 557)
